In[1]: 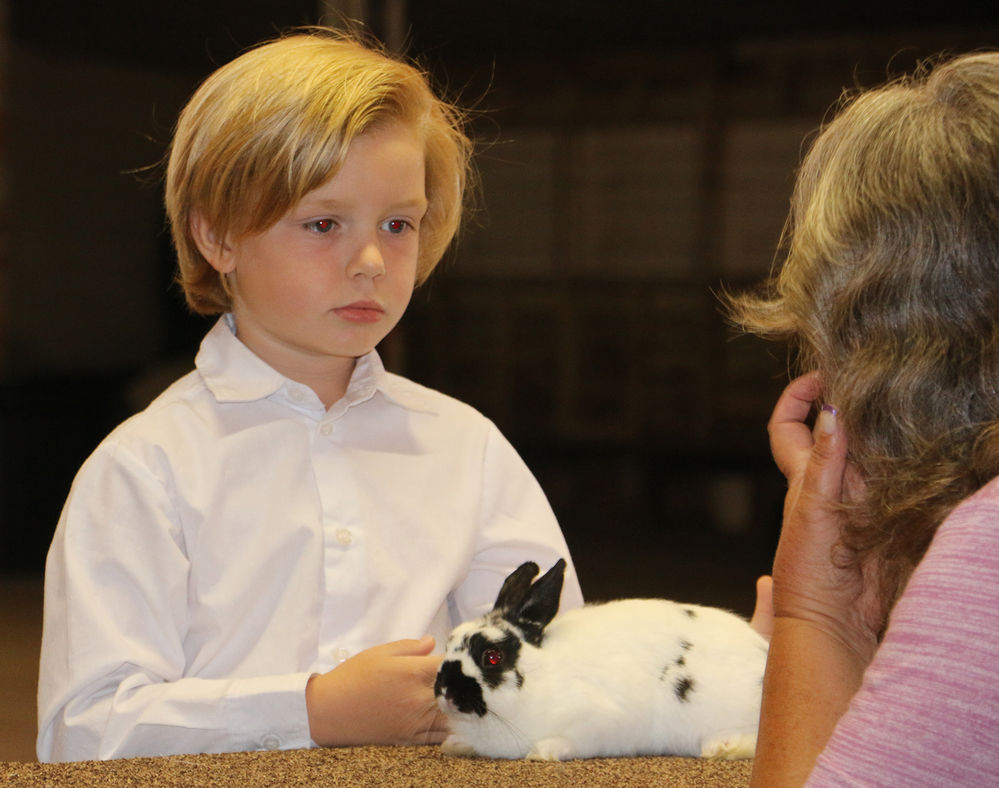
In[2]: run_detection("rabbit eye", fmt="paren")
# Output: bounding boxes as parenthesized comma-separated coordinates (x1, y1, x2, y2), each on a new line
(482, 648, 504, 667)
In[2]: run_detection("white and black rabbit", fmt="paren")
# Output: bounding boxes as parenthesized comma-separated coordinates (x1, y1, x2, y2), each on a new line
(434, 559, 768, 761)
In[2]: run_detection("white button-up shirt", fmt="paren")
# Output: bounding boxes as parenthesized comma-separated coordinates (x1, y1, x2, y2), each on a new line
(37, 316, 582, 762)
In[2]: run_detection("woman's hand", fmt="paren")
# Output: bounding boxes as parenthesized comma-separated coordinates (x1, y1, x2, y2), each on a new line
(750, 575, 774, 639)
(305, 636, 450, 747)
(751, 373, 882, 787)
(768, 372, 880, 659)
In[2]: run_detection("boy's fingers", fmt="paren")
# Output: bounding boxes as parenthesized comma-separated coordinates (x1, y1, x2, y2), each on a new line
(423, 706, 451, 734)
(378, 635, 436, 657)
(407, 654, 444, 685)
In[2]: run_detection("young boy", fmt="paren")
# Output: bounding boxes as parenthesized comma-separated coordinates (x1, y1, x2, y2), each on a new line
(37, 29, 582, 762)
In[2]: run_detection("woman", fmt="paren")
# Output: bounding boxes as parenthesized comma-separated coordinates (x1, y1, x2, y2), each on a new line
(729, 53, 999, 785)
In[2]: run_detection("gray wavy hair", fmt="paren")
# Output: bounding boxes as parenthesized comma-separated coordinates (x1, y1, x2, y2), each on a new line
(727, 51, 999, 622)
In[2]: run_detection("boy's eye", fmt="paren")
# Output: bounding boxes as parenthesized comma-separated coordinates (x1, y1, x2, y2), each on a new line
(305, 218, 335, 233)
(382, 218, 410, 234)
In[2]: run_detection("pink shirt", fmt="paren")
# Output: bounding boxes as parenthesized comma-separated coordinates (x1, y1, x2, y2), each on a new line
(808, 475, 999, 786)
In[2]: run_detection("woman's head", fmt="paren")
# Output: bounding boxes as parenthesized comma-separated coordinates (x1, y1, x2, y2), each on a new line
(729, 52, 999, 607)
(166, 29, 472, 314)
(740, 53, 999, 407)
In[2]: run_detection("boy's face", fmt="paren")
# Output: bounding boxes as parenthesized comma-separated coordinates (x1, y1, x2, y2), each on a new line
(208, 122, 427, 390)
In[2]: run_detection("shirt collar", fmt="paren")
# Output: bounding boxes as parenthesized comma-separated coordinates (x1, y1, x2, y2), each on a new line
(196, 315, 439, 416)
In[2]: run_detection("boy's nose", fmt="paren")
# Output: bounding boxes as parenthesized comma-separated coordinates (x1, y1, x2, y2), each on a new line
(349, 239, 385, 279)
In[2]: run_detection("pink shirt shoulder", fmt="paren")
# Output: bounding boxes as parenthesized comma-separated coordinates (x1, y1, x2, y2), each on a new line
(808, 475, 999, 786)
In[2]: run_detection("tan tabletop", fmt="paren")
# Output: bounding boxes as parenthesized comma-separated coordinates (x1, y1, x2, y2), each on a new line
(1, 746, 752, 786)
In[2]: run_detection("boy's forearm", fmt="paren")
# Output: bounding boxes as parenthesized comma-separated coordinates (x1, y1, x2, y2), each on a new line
(39, 670, 314, 761)
(750, 616, 869, 787)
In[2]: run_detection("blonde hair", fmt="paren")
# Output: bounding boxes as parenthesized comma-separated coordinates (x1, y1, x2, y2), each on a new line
(727, 52, 999, 619)
(165, 28, 472, 314)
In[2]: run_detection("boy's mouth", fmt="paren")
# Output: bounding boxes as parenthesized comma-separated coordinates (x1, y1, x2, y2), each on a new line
(334, 301, 384, 323)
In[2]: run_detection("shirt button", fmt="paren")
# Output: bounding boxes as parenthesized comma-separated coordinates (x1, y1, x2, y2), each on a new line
(289, 388, 305, 402)
(334, 647, 351, 664)
(335, 528, 353, 546)
(261, 734, 282, 750)
(320, 423, 333, 436)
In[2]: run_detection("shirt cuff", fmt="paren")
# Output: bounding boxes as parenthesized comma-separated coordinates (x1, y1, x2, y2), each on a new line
(224, 672, 314, 752)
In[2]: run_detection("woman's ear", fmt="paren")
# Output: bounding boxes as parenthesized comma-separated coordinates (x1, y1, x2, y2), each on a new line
(189, 212, 236, 273)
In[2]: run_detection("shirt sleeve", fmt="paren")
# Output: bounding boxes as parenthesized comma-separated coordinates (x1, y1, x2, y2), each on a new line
(806, 490, 999, 787)
(36, 441, 315, 763)
(450, 422, 584, 622)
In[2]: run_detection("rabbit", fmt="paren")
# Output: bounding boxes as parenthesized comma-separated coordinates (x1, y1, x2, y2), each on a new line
(434, 559, 768, 761)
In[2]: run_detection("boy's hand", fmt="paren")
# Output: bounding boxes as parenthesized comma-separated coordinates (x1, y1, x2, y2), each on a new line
(305, 635, 450, 747)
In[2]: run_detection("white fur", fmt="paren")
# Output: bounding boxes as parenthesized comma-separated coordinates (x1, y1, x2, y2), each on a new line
(438, 599, 768, 760)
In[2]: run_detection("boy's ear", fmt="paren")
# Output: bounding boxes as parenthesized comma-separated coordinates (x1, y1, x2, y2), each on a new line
(189, 211, 236, 273)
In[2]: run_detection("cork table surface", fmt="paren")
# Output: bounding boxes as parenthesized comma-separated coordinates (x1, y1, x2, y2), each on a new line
(1, 746, 752, 787)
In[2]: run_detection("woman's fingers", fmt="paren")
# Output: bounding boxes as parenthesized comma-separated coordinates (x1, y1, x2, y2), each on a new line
(750, 575, 775, 639)
(803, 405, 848, 504)
(768, 372, 824, 479)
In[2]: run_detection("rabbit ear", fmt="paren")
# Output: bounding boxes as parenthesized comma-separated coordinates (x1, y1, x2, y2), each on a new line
(493, 562, 541, 615)
(495, 559, 566, 645)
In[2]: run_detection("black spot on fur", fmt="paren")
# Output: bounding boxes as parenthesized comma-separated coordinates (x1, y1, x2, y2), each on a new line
(674, 675, 695, 702)
(468, 632, 522, 689)
(683, 608, 696, 618)
(435, 660, 487, 716)
(517, 622, 546, 647)
(661, 640, 693, 683)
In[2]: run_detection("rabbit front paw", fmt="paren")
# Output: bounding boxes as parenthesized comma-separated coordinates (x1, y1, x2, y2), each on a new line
(441, 734, 478, 758)
(700, 731, 757, 760)
(526, 736, 575, 761)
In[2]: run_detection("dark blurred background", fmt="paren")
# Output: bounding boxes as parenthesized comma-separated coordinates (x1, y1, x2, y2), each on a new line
(4, 0, 999, 612)
(3, 0, 999, 762)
